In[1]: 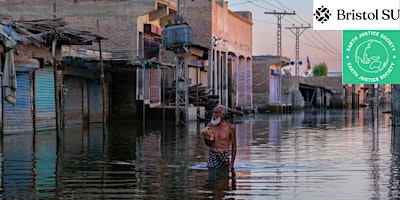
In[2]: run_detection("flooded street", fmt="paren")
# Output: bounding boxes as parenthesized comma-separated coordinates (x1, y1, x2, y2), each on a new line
(2, 108, 400, 199)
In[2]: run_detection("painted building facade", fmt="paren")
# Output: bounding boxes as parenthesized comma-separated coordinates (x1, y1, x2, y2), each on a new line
(165, 0, 253, 109)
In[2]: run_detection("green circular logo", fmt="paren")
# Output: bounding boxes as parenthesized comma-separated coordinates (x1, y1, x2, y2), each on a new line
(355, 40, 389, 73)
(344, 31, 397, 84)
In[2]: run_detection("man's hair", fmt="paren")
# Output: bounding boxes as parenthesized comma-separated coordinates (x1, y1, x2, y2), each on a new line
(214, 105, 228, 115)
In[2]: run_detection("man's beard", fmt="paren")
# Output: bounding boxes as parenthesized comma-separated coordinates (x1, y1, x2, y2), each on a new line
(211, 117, 221, 125)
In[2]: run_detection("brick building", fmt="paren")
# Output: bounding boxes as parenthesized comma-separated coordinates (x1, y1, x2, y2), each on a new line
(184, 0, 253, 109)
(0, 0, 177, 122)
(0, 0, 253, 123)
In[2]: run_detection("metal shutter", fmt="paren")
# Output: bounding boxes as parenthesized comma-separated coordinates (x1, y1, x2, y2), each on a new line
(63, 76, 83, 125)
(3, 73, 33, 133)
(35, 68, 56, 131)
(88, 81, 102, 123)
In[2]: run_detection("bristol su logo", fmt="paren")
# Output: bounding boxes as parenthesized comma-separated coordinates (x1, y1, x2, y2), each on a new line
(313, 0, 400, 30)
(342, 30, 400, 84)
(314, 6, 332, 24)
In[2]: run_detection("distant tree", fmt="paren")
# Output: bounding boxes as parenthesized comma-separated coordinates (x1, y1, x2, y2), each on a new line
(312, 62, 328, 76)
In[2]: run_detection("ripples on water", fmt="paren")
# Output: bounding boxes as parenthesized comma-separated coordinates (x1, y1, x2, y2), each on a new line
(2, 108, 400, 199)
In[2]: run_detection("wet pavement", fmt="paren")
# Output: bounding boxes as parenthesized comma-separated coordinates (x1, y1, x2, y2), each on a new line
(1, 108, 400, 199)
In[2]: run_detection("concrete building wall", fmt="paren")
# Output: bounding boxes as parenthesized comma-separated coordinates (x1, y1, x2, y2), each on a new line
(246, 58, 253, 108)
(210, 1, 252, 57)
(183, 0, 252, 109)
(225, 10, 252, 57)
(237, 57, 246, 106)
(184, 0, 252, 55)
(281, 76, 297, 105)
(230, 54, 239, 108)
(252, 56, 290, 111)
(14, 44, 61, 64)
(252, 56, 272, 111)
(186, 0, 212, 48)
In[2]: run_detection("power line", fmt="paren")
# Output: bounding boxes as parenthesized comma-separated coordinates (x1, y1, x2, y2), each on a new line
(229, 0, 262, 6)
(230, 0, 342, 67)
(288, 15, 303, 27)
(261, 0, 285, 11)
(267, 19, 341, 63)
(313, 31, 342, 55)
(286, 24, 310, 78)
(264, 1, 342, 65)
(253, 18, 277, 25)
(275, 0, 295, 12)
(302, 34, 341, 58)
(244, 0, 274, 12)
(264, 11, 296, 57)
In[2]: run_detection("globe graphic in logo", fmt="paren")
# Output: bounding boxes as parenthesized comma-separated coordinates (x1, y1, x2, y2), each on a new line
(355, 39, 389, 73)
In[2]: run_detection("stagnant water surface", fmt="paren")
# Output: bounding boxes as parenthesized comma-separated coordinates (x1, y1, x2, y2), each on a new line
(2, 108, 400, 199)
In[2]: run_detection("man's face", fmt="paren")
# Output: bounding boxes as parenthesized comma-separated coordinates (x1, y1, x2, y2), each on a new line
(211, 108, 224, 125)
(212, 108, 225, 120)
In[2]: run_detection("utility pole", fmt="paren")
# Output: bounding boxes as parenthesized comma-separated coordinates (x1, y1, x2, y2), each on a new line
(51, 1, 61, 134)
(264, 11, 295, 110)
(97, 20, 107, 131)
(264, 11, 295, 57)
(162, 0, 193, 126)
(286, 24, 310, 83)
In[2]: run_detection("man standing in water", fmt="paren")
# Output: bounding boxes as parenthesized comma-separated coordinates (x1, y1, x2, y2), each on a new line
(202, 105, 237, 170)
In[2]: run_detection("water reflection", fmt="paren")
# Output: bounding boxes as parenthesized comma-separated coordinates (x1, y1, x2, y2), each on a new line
(391, 126, 400, 198)
(0, 108, 399, 199)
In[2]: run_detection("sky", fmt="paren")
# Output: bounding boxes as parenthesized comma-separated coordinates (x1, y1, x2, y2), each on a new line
(227, 0, 343, 73)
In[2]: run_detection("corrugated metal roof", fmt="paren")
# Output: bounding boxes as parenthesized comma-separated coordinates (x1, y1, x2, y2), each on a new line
(299, 76, 343, 94)
(0, 16, 99, 48)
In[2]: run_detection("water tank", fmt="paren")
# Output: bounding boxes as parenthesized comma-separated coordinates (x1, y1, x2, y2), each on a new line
(162, 24, 194, 50)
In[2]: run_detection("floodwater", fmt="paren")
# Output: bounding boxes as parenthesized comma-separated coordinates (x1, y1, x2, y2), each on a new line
(1, 108, 400, 199)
